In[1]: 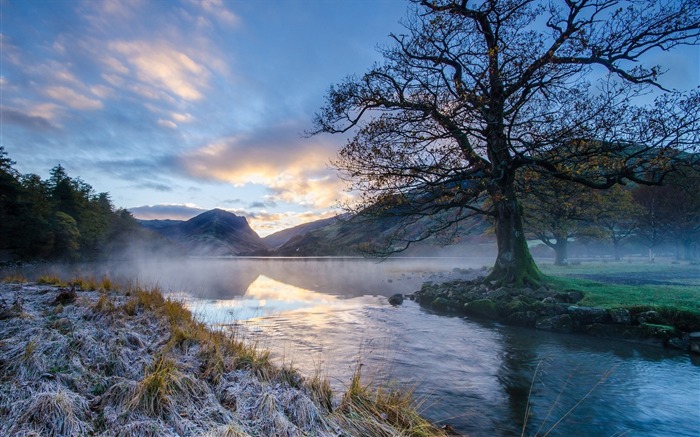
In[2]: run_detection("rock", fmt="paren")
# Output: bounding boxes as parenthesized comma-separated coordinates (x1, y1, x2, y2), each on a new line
(637, 311, 667, 325)
(431, 297, 457, 312)
(689, 332, 700, 354)
(504, 311, 538, 328)
(639, 323, 677, 344)
(53, 284, 77, 306)
(568, 305, 610, 326)
(0, 298, 22, 320)
(541, 297, 556, 304)
(463, 299, 498, 319)
(535, 314, 572, 333)
(554, 291, 583, 303)
(533, 302, 567, 317)
(608, 308, 631, 325)
(388, 294, 404, 306)
(668, 334, 690, 351)
(488, 287, 512, 300)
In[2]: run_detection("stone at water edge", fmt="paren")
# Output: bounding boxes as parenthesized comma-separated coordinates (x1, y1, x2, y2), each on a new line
(690, 332, 700, 354)
(388, 294, 404, 306)
(608, 308, 631, 325)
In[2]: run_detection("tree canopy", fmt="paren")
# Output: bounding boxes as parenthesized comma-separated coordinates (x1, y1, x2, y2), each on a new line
(314, 0, 700, 286)
(0, 147, 142, 261)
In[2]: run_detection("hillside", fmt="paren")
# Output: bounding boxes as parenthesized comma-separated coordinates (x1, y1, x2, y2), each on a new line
(139, 209, 268, 256)
(272, 212, 492, 257)
(262, 215, 341, 249)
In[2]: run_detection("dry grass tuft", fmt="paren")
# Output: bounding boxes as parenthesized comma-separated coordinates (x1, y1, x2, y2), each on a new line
(1, 273, 27, 283)
(12, 385, 92, 436)
(93, 292, 116, 313)
(37, 275, 65, 287)
(129, 354, 197, 416)
(336, 364, 446, 437)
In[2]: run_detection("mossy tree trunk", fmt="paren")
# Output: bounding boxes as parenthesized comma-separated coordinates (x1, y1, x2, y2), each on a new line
(486, 179, 542, 288)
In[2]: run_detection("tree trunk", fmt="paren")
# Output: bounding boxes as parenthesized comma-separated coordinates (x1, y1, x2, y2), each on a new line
(554, 238, 568, 266)
(613, 240, 621, 261)
(486, 182, 542, 287)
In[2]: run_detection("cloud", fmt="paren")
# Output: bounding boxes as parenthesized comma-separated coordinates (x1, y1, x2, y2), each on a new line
(44, 86, 103, 110)
(137, 181, 173, 192)
(194, 0, 240, 26)
(171, 112, 193, 123)
(158, 119, 177, 129)
(108, 40, 209, 101)
(1, 107, 56, 131)
(129, 203, 207, 220)
(178, 122, 348, 209)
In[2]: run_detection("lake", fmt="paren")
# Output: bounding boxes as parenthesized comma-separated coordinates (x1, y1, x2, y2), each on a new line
(19, 257, 700, 436)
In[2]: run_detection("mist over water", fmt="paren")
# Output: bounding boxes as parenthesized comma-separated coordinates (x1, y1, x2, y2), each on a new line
(12, 257, 700, 436)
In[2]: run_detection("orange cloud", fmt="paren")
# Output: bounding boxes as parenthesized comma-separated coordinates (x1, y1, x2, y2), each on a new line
(108, 40, 209, 101)
(179, 132, 350, 210)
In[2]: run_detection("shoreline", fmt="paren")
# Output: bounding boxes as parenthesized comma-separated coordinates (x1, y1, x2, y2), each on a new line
(408, 275, 700, 356)
(0, 280, 446, 436)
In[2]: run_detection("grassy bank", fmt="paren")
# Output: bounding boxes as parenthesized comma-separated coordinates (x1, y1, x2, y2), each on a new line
(0, 275, 444, 437)
(540, 262, 700, 313)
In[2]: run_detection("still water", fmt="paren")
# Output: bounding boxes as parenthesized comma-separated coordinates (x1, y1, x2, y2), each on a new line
(30, 258, 700, 436)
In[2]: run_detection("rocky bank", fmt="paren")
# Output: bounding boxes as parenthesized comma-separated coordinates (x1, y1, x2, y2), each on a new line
(409, 277, 700, 354)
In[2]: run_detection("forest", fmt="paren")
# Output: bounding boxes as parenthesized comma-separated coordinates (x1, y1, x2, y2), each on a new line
(0, 146, 157, 262)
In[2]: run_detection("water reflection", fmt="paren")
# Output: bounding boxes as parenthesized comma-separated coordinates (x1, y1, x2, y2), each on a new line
(11, 258, 700, 436)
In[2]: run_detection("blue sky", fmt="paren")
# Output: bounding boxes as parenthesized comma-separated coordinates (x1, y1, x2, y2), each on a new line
(1, 1, 698, 236)
(0, 0, 407, 235)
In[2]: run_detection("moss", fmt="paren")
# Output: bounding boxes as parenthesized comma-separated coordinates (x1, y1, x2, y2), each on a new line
(464, 299, 498, 318)
(430, 297, 457, 311)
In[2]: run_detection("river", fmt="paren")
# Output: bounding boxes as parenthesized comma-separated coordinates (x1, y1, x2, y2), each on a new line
(20, 258, 700, 436)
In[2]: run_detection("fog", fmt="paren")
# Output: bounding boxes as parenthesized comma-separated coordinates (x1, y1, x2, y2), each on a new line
(11, 256, 494, 299)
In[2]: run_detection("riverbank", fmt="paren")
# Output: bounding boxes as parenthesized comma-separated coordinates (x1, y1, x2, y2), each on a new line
(409, 265, 700, 355)
(0, 278, 445, 436)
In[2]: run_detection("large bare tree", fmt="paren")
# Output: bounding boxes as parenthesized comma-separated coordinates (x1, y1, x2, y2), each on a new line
(313, 0, 700, 286)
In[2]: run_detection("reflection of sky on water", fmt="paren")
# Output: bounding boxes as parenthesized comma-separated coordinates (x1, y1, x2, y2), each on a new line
(186, 274, 348, 324)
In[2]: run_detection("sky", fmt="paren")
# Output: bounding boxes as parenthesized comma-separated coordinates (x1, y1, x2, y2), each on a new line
(1, 1, 698, 237)
(0, 0, 408, 236)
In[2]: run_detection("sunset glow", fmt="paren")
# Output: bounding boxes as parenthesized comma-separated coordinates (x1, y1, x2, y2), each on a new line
(0, 0, 406, 235)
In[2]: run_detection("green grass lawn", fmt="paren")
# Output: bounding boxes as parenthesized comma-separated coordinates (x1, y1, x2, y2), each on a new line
(540, 262, 700, 314)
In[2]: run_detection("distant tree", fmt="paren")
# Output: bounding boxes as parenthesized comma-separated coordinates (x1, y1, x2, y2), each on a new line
(16, 174, 55, 258)
(633, 184, 669, 261)
(632, 168, 700, 260)
(0, 147, 23, 252)
(313, 0, 700, 286)
(52, 211, 81, 260)
(520, 170, 598, 265)
(589, 185, 641, 261)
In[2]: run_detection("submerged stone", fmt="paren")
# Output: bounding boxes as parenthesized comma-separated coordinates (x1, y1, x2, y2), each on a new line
(504, 311, 538, 328)
(689, 332, 700, 354)
(388, 294, 404, 306)
(535, 314, 572, 333)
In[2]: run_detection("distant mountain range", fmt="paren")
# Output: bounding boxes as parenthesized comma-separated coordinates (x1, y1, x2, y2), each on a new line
(138, 208, 492, 257)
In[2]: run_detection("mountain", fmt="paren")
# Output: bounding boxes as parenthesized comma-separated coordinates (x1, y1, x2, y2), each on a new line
(139, 209, 268, 256)
(262, 215, 342, 249)
(271, 212, 491, 257)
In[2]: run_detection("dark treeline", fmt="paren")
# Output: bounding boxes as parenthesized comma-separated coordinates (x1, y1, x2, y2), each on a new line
(520, 166, 700, 264)
(0, 147, 162, 262)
